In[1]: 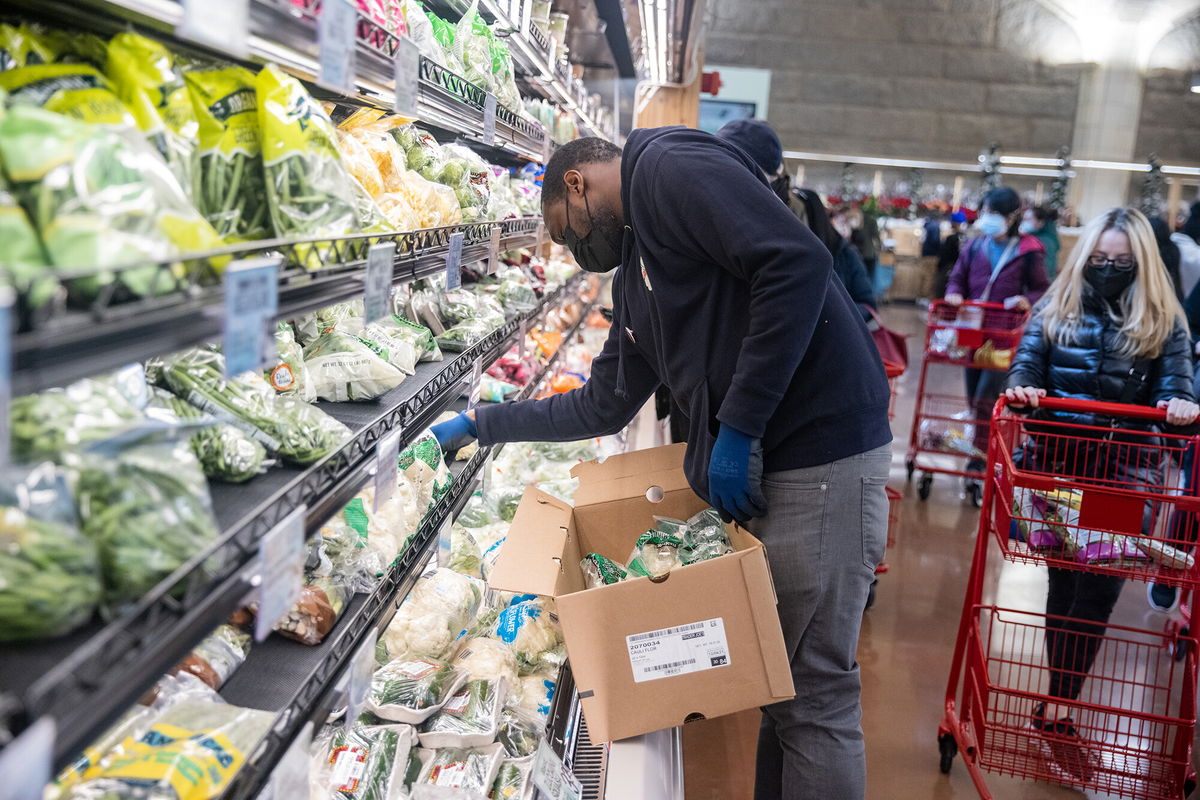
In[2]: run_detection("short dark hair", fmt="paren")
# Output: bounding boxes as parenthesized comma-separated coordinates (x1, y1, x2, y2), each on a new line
(541, 137, 622, 206)
(981, 186, 1020, 216)
(1030, 205, 1058, 224)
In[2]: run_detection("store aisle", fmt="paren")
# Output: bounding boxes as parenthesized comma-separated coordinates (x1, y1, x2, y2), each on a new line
(859, 304, 1198, 800)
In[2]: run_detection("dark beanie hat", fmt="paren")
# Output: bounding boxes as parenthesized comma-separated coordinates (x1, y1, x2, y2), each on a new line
(715, 119, 783, 175)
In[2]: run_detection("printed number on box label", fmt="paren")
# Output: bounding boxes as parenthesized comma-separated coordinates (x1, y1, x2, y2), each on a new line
(626, 617, 731, 683)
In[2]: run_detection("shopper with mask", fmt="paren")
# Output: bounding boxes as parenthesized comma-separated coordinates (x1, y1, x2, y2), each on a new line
(714, 118, 804, 218)
(431, 131, 892, 800)
(1021, 205, 1061, 279)
(945, 187, 1049, 473)
(1004, 206, 1197, 781)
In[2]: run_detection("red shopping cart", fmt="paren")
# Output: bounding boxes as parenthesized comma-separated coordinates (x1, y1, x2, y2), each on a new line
(885, 359, 904, 421)
(907, 300, 1029, 506)
(939, 396, 1200, 799)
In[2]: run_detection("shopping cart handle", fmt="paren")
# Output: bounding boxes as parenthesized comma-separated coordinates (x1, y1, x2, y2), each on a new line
(997, 394, 1170, 422)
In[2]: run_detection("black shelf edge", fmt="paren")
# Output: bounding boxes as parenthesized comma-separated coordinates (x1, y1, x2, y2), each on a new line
(12, 218, 542, 396)
(0, 272, 585, 770)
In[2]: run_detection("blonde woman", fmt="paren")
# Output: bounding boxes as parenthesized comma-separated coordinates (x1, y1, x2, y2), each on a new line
(1006, 206, 1198, 781)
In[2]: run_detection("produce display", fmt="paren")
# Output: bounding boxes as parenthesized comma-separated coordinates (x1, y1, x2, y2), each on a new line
(581, 508, 734, 590)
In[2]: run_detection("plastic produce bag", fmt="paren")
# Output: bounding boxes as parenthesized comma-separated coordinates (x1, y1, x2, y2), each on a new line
(0, 172, 55, 308)
(65, 700, 274, 799)
(417, 744, 505, 793)
(490, 757, 534, 800)
(448, 526, 484, 577)
(0, 23, 60, 70)
(360, 318, 421, 375)
(453, 2, 495, 91)
(10, 373, 143, 463)
(400, 431, 454, 515)
(918, 411, 983, 459)
(0, 462, 100, 642)
(274, 576, 351, 645)
(309, 720, 417, 800)
(105, 32, 199, 198)
(267, 321, 315, 399)
(437, 319, 494, 353)
(402, 0, 443, 65)
(453, 637, 518, 686)
(435, 144, 490, 221)
(680, 508, 734, 564)
(580, 553, 628, 588)
(172, 623, 251, 691)
(146, 387, 268, 483)
(304, 328, 408, 401)
(496, 710, 541, 759)
(184, 64, 271, 241)
(159, 348, 350, 465)
(0, 104, 223, 300)
(369, 657, 466, 723)
(490, 598, 563, 675)
(510, 673, 555, 725)
(390, 314, 444, 362)
(626, 530, 684, 578)
(382, 568, 486, 661)
(74, 424, 221, 617)
(420, 677, 508, 748)
(0, 62, 135, 128)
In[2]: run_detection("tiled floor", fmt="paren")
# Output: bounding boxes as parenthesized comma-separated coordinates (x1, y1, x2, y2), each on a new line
(860, 303, 1197, 800)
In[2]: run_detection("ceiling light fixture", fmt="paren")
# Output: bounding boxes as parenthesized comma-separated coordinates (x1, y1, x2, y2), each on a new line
(1191, 71, 1200, 93)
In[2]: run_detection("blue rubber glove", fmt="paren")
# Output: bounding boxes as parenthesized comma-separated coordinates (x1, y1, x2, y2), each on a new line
(707, 424, 768, 524)
(431, 412, 478, 460)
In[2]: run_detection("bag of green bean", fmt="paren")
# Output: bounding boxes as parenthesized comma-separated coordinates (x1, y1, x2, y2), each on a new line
(185, 64, 271, 241)
(0, 461, 101, 642)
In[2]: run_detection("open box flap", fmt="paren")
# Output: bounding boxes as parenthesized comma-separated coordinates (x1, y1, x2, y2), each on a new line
(571, 443, 693, 508)
(488, 486, 578, 598)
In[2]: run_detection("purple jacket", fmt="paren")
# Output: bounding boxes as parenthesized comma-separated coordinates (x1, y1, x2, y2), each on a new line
(946, 234, 1049, 304)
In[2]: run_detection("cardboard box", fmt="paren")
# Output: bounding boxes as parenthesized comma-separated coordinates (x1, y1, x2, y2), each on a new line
(488, 444, 795, 743)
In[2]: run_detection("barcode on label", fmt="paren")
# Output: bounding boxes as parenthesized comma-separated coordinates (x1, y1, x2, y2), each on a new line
(628, 621, 705, 643)
(646, 659, 696, 673)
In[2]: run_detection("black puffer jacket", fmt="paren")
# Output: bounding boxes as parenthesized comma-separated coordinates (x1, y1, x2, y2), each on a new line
(1007, 291, 1195, 429)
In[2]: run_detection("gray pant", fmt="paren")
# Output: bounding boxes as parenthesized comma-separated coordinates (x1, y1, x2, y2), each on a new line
(747, 444, 891, 800)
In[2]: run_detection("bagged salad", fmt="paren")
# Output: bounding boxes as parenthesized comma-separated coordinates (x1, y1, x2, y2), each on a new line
(146, 387, 268, 483)
(303, 328, 408, 401)
(0, 173, 55, 309)
(185, 64, 270, 240)
(400, 431, 454, 515)
(369, 657, 466, 724)
(0, 462, 100, 642)
(360, 317, 421, 375)
(159, 348, 350, 465)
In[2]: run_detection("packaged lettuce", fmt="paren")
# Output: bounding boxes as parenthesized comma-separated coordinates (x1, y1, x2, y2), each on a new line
(419, 677, 508, 748)
(369, 657, 466, 723)
(436, 319, 493, 353)
(453, 1, 495, 91)
(146, 386, 267, 483)
(0, 62, 135, 128)
(105, 32, 199, 198)
(257, 63, 383, 266)
(0, 462, 100, 642)
(389, 313, 443, 362)
(0, 104, 223, 299)
(580, 553, 628, 589)
(185, 64, 270, 240)
(309, 720, 417, 800)
(303, 328, 408, 401)
(359, 318, 420, 375)
(490, 756, 534, 800)
(626, 530, 684, 579)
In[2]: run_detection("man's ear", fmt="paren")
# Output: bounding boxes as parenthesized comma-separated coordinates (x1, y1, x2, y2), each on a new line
(563, 169, 585, 196)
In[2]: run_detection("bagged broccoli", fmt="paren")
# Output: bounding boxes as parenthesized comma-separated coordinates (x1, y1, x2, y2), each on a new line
(420, 677, 508, 748)
(490, 597, 563, 675)
(369, 657, 465, 723)
(490, 756, 534, 800)
(417, 744, 505, 793)
(0, 462, 100, 642)
(145, 387, 267, 483)
(360, 318, 420, 375)
(267, 321, 315, 399)
(580, 553, 628, 589)
(303, 328, 408, 401)
(626, 530, 684, 579)
(184, 64, 271, 241)
(309, 719, 417, 800)
(436, 144, 490, 222)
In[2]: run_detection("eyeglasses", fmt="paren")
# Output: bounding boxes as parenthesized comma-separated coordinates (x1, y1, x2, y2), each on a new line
(1086, 254, 1136, 271)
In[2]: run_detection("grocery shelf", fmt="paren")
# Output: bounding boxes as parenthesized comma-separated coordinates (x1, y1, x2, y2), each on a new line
(7, 0, 548, 161)
(12, 218, 543, 396)
(0, 272, 583, 771)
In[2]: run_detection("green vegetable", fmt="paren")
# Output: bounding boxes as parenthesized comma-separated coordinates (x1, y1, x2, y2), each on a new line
(146, 387, 267, 483)
(681, 508, 734, 565)
(0, 62, 135, 128)
(490, 757, 534, 799)
(0, 177, 55, 308)
(313, 722, 414, 800)
(159, 348, 350, 466)
(419, 745, 502, 792)
(10, 375, 142, 464)
(497, 710, 541, 759)
(421, 678, 504, 743)
(580, 553, 629, 588)
(436, 319, 494, 353)
(495, 490, 522, 523)
(370, 657, 459, 714)
(0, 464, 100, 642)
(303, 328, 407, 401)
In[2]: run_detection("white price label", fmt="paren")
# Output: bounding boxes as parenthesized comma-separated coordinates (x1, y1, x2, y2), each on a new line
(517, 317, 529, 362)
(261, 721, 312, 800)
(318, 0, 358, 95)
(0, 287, 12, 468)
(394, 35, 421, 115)
(254, 506, 307, 642)
(0, 717, 54, 800)
(363, 242, 395, 324)
(445, 231, 465, 290)
(224, 257, 280, 378)
(482, 92, 497, 146)
(533, 740, 583, 800)
(178, 0, 248, 58)
(467, 356, 483, 410)
(487, 226, 503, 275)
(373, 429, 401, 511)
(345, 630, 379, 729)
(626, 617, 731, 683)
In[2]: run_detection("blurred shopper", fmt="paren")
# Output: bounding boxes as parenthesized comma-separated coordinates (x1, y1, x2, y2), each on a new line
(433, 129, 892, 800)
(1150, 216, 1185, 302)
(945, 186, 1049, 473)
(1021, 205, 1062, 279)
(795, 192, 876, 319)
(934, 210, 968, 298)
(851, 201, 882, 287)
(922, 213, 943, 257)
(1005, 207, 1197, 780)
(1174, 201, 1200, 298)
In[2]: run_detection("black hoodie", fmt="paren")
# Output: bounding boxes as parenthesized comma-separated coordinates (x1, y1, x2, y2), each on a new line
(476, 126, 891, 500)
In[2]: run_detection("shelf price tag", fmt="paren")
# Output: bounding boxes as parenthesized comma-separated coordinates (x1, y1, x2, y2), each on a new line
(482, 92, 497, 146)
(374, 429, 401, 511)
(363, 241, 395, 324)
(318, 0, 358, 96)
(445, 231, 465, 290)
(344, 630, 378, 731)
(487, 225, 503, 275)
(224, 257, 280, 378)
(254, 505, 307, 642)
(533, 740, 583, 800)
(394, 35, 421, 116)
(467, 356, 483, 410)
(0, 717, 54, 800)
(178, 0, 249, 58)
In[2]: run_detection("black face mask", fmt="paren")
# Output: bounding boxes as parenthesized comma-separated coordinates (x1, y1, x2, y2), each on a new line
(1085, 262, 1136, 300)
(770, 174, 791, 204)
(563, 190, 623, 274)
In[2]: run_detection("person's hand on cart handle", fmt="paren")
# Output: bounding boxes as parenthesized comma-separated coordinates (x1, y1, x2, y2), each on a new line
(1157, 398, 1200, 426)
(1005, 386, 1046, 408)
(944, 293, 964, 306)
(1003, 295, 1030, 312)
